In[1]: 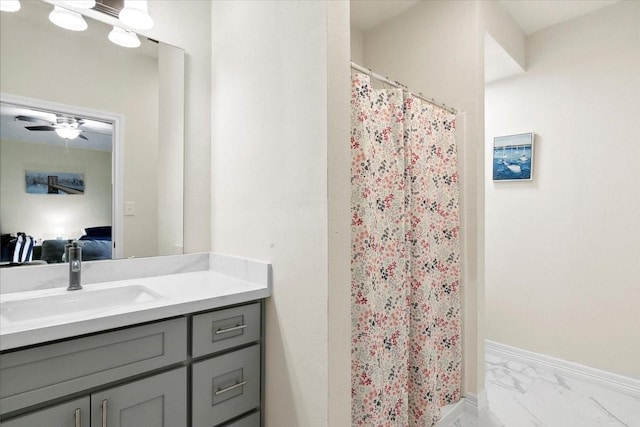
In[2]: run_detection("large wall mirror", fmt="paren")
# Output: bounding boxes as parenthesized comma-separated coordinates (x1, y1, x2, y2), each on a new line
(0, 0, 184, 265)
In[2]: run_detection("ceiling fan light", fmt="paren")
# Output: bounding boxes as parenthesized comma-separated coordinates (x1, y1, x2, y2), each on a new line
(0, 0, 21, 13)
(59, 0, 96, 10)
(49, 5, 87, 31)
(108, 26, 141, 48)
(119, 0, 153, 30)
(55, 127, 81, 140)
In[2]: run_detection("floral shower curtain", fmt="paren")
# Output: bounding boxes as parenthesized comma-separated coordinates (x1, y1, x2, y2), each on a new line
(351, 73, 461, 427)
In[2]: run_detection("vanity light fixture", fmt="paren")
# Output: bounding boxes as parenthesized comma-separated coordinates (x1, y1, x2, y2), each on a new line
(108, 26, 141, 48)
(49, 5, 88, 31)
(60, 0, 96, 9)
(0, 0, 21, 12)
(118, 0, 153, 30)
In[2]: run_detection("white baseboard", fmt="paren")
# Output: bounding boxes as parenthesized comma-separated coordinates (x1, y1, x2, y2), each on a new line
(436, 400, 465, 426)
(436, 391, 488, 427)
(485, 340, 640, 397)
(464, 391, 488, 417)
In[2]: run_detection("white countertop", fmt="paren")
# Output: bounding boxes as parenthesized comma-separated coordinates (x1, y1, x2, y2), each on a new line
(0, 255, 272, 351)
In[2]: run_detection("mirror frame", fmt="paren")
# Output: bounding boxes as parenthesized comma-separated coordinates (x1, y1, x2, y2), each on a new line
(0, 92, 125, 259)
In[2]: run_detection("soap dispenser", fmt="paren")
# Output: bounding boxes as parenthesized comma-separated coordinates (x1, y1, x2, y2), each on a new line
(67, 241, 82, 291)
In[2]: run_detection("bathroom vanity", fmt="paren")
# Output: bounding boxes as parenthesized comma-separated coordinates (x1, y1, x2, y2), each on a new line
(0, 253, 271, 427)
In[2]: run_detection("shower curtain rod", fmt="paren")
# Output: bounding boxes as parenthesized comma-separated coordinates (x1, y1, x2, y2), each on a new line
(350, 61, 457, 115)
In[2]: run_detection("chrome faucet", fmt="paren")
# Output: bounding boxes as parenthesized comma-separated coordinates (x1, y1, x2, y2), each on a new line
(67, 241, 83, 291)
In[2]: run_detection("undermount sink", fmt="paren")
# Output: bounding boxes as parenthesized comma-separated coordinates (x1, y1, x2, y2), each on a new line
(1, 285, 162, 323)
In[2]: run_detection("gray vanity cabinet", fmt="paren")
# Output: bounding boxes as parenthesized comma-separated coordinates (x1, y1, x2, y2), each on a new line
(0, 397, 90, 427)
(0, 300, 263, 427)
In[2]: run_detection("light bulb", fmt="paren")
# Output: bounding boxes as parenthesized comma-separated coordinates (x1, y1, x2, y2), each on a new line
(49, 5, 87, 31)
(0, 0, 21, 12)
(119, 0, 153, 30)
(60, 1, 96, 9)
(108, 26, 141, 48)
(55, 127, 81, 139)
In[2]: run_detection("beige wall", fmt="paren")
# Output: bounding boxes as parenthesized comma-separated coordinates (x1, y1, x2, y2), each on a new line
(211, 1, 350, 425)
(0, 140, 111, 240)
(350, 28, 364, 64)
(327, 3, 352, 424)
(480, 0, 526, 70)
(485, 1, 640, 379)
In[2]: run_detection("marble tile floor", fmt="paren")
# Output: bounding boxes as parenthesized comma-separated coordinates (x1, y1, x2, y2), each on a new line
(451, 353, 640, 427)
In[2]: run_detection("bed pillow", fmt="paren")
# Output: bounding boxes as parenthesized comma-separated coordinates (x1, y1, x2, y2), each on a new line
(83, 226, 112, 238)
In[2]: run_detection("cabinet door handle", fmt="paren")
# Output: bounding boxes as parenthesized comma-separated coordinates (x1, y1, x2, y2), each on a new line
(101, 399, 108, 427)
(214, 324, 248, 335)
(215, 380, 247, 396)
(74, 408, 81, 427)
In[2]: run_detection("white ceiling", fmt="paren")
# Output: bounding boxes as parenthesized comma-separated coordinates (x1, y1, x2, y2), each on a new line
(350, 0, 419, 32)
(350, 0, 621, 83)
(497, 0, 620, 35)
(351, 0, 620, 35)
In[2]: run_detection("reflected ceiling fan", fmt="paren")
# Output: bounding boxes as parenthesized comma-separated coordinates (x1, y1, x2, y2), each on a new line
(15, 114, 89, 140)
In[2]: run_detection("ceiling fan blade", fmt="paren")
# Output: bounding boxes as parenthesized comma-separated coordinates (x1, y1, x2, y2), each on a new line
(16, 115, 49, 124)
(78, 134, 89, 140)
(25, 125, 56, 131)
(82, 130, 112, 136)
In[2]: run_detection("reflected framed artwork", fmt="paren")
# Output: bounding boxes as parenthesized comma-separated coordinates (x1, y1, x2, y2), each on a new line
(492, 132, 534, 181)
(25, 171, 85, 195)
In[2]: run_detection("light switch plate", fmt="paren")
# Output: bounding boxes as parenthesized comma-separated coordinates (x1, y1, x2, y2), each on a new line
(124, 201, 136, 216)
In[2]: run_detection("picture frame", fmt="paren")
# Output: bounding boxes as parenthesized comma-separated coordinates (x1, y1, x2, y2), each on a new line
(25, 171, 85, 194)
(492, 132, 534, 181)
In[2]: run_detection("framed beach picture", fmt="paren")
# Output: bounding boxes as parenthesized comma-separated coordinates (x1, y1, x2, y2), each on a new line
(492, 132, 534, 181)
(25, 171, 85, 194)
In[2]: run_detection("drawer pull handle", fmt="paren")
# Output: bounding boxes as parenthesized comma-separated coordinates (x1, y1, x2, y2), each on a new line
(101, 399, 108, 427)
(215, 324, 248, 335)
(215, 380, 248, 395)
(74, 408, 81, 427)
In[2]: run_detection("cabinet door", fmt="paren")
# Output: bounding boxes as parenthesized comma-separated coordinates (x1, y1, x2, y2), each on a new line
(91, 367, 186, 427)
(1, 396, 89, 427)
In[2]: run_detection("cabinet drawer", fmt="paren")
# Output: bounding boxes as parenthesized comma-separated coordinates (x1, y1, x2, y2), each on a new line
(0, 317, 187, 415)
(1, 396, 89, 427)
(223, 411, 260, 427)
(192, 303, 260, 357)
(192, 344, 260, 427)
